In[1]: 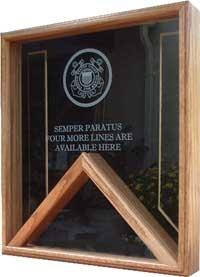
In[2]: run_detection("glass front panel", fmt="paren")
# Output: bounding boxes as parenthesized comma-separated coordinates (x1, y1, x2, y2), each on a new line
(22, 18, 179, 258)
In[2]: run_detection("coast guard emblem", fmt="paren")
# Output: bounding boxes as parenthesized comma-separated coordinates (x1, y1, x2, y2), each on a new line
(63, 48, 112, 108)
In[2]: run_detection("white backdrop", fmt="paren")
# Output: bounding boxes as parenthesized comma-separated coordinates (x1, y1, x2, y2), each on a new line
(0, 0, 200, 276)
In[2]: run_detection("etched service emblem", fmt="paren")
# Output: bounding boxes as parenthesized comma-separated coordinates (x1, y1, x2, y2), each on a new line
(63, 48, 112, 108)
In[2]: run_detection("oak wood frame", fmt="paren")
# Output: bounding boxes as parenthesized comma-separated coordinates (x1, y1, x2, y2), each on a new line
(1, 1, 200, 276)
(8, 153, 178, 267)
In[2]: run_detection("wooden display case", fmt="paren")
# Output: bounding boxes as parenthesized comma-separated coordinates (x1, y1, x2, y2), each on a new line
(1, 1, 200, 276)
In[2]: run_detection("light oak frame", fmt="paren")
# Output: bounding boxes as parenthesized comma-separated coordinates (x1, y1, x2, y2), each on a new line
(1, 1, 200, 276)
(8, 153, 178, 267)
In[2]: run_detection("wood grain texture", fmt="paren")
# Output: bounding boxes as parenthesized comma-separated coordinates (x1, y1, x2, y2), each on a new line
(1, 40, 22, 245)
(3, 245, 182, 276)
(2, 1, 200, 275)
(8, 155, 88, 246)
(82, 153, 178, 267)
(9, 153, 178, 267)
(10, 42, 23, 238)
(2, 2, 185, 42)
(1, 38, 11, 245)
(177, 3, 187, 273)
(180, 3, 200, 276)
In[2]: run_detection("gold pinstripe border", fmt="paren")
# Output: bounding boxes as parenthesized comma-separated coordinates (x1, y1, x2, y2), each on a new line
(158, 31, 179, 232)
(27, 50, 49, 217)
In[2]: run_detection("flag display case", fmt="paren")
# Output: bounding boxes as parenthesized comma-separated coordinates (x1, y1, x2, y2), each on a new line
(1, 2, 200, 276)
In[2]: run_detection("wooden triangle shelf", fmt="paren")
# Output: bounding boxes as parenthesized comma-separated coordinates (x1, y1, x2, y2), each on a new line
(8, 153, 178, 266)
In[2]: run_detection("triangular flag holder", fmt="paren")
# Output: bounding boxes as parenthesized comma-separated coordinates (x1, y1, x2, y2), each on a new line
(8, 153, 177, 266)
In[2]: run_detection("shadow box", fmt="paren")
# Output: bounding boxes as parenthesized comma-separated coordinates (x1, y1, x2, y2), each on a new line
(1, 1, 200, 276)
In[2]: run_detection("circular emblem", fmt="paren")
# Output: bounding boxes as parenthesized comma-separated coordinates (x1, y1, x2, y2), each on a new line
(63, 48, 112, 108)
